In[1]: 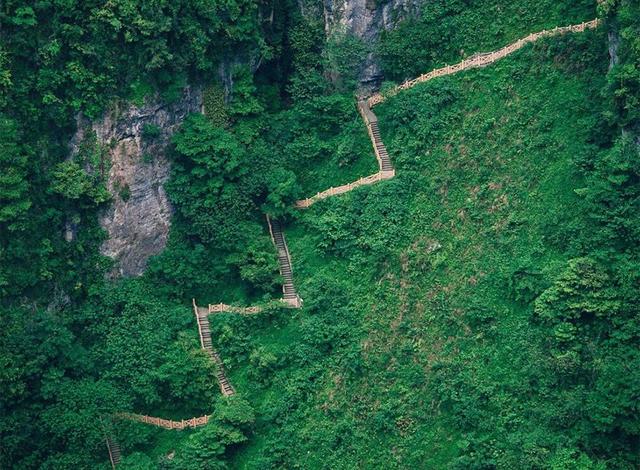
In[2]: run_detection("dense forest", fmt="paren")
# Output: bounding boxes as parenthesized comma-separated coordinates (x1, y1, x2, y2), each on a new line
(1, 0, 639, 468)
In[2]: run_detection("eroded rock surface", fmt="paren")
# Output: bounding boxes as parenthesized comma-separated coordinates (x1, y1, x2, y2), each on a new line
(70, 87, 202, 277)
(322, 0, 421, 89)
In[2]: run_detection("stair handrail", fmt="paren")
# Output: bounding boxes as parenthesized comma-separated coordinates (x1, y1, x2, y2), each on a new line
(368, 18, 601, 107)
(192, 298, 205, 349)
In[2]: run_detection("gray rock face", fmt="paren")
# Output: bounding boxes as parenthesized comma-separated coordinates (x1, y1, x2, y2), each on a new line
(608, 30, 620, 70)
(608, 27, 640, 143)
(322, 0, 421, 89)
(71, 87, 202, 277)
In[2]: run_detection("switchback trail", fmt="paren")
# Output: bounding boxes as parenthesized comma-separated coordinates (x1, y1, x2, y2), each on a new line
(107, 18, 600, 464)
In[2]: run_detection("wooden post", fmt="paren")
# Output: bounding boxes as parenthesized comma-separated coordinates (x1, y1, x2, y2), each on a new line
(193, 299, 205, 349)
(106, 438, 117, 470)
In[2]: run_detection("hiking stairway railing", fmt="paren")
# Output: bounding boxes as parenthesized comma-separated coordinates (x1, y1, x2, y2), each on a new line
(368, 19, 601, 107)
(101, 17, 601, 463)
(267, 216, 302, 307)
(118, 412, 210, 430)
(193, 299, 236, 396)
(294, 19, 600, 208)
(105, 435, 121, 468)
(208, 303, 263, 314)
(295, 100, 394, 208)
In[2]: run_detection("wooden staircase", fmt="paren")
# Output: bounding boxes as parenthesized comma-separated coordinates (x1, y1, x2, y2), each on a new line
(369, 120, 393, 171)
(357, 100, 395, 175)
(367, 19, 601, 107)
(267, 216, 302, 308)
(193, 301, 235, 396)
(106, 436, 121, 468)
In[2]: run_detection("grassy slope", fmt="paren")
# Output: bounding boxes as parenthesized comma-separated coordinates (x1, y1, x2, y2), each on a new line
(222, 29, 607, 468)
(378, 0, 596, 81)
(293, 108, 377, 196)
(266, 95, 378, 197)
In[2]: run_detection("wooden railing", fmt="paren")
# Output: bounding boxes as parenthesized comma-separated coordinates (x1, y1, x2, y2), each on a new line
(118, 412, 210, 430)
(105, 436, 120, 468)
(266, 215, 303, 307)
(295, 100, 394, 208)
(357, 101, 384, 170)
(192, 299, 236, 396)
(295, 171, 395, 208)
(192, 298, 206, 350)
(368, 19, 601, 107)
(208, 303, 262, 314)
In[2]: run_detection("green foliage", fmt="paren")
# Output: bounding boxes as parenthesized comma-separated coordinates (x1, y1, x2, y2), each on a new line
(2, 0, 266, 120)
(3, 1, 640, 468)
(535, 258, 621, 326)
(168, 397, 255, 469)
(142, 123, 162, 140)
(264, 93, 376, 195)
(228, 66, 264, 117)
(286, 16, 328, 101)
(323, 29, 368, 92)
(163, 113, 282, 296)
(203, 85, 229, 128)
(603, 0, 640, 129)
(50, 161, 110, 205)
(129, 79, 155, 107)
(226, 236, 282, 292)
(0, 48, 11, 108)
(169, 114, 254, 245)
(377, 0, 595, 81)
(0, 116, 31, 227)
(119, 184, 131, 202)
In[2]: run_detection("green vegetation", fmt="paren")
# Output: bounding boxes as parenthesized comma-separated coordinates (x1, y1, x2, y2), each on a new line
(141, 124, 162, 140)
(224, 31, 635, 467)
(378, 0, 595, 81)
(2, 0, 640, 468)
(203, 85, 229, 128)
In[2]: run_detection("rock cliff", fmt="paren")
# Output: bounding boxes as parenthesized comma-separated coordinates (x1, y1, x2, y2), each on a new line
(71, 87, 202, 277)
(321, 0, 420, 89)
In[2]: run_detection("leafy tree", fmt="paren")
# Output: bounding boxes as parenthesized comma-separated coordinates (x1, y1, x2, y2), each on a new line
(535, 258, 621, 340)
(169, 114, 254, 246)
(323, 28, 367, 92)
(169, 397, 255, 469)
(0, 116, 31, 227)
(228, 65, 264, 117)
(50, 161, 108, 204)
(226, 234, 281, 291)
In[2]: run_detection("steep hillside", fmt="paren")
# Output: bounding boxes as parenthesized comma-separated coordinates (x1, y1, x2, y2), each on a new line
(215, 28, 628, 469)
(2, 1, 639, 469)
